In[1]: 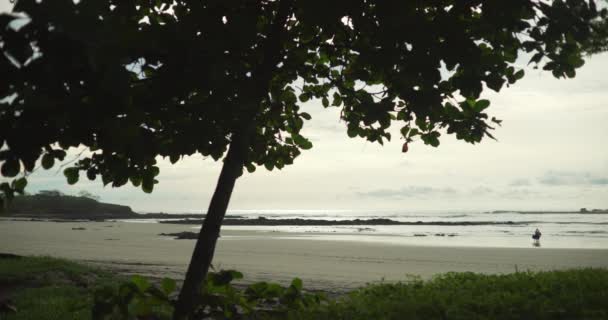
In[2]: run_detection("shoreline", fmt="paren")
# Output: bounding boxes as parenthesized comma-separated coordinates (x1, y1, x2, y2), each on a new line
(4, 209, 608, 224)
(159, 217, 532, 226)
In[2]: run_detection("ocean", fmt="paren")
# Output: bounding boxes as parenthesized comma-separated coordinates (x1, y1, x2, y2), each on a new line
(150, 209, 608, 249)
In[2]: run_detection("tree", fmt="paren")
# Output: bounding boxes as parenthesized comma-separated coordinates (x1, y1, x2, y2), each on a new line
(0, 0, 605, 318)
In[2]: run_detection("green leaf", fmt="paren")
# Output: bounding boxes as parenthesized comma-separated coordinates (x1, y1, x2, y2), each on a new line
(281, 90, 297, 105)
(430, 138, 440, 147)
(245, 163, 256, 173)
(63, 168, 79, 185)
(161, 278, 176, 295)
(86, 169, 96, 181)
(298, 93, 310, 103)
(300, 112, 312, 120)
(321, 97, 329, 107)
(131, 275, 150, 292)
(101, 174, 111, 186)
(485, 76, 505, 92)
(514, 69, 525, 80)
(52, 150, 67, 161)
(422, 132, 441, 147)
(264, 162, 274, 171)
(209, 270, 242, 286)
(130, 175, 142, 187)
(347, 127, 358, 138)
(332, 92, 342, 106)
(22, 158, 35, 172)
(290, 278, 303, 291)
(475, 99, 491, 112)
(565, 68, 576, 78)
(1, 159, 20, 178)
(12, 178, 27, 192)
(301, 140, 313, 150)
(293, 135, 313, 150)
(142, 178, 154, 193)
(41, 154, 55, 170)
(169, 154, 180, 164)
(529, 53, 543, 64)
(567, 54, 585, 68)
(415, 117, 428, 130)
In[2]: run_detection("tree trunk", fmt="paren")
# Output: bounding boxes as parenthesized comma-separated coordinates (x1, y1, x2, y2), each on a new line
(172, 129, 250, 320)
(172, 1, 292, 318)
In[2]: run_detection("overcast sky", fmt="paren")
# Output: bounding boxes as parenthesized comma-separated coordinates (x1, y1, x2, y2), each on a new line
(2, 1, 607, 213)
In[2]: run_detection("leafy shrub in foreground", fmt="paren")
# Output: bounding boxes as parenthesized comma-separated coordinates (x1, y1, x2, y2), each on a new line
(92, 268, 608, 319)
(92, 270, 325, 320)
(305, 269, 608, 320)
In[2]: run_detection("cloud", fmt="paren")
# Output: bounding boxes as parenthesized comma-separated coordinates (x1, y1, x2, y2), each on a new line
(357, 186, 458, 199)
(498, 188, 542, 199)
(538, 170, 608, 186)
(0, 3, 13, 13)
(509, 178, 531, 187)
(470, 186, 494, 195)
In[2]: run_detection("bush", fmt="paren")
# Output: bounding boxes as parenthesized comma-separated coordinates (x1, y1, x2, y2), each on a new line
(4, 256, 607, 320)
(92, 270, 325, 320)
(304, 269, 608, 320)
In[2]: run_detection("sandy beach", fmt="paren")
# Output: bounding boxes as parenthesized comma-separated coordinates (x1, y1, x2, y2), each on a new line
(1, 220, 607, 292)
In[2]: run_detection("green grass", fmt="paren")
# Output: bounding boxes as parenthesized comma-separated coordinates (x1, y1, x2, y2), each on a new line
(306, 269, 608, 320)
(0, 255, 111, 285)
(0, 255, 117, 320)
(1, 255, 608, 320)
(5, 286, 91, 320)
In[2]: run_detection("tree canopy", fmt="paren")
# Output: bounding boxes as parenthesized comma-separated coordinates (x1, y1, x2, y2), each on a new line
(1, 1, 607, 317)
(1, 0, 605, 204)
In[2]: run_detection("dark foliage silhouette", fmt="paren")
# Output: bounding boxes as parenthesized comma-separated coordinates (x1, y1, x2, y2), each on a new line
(1, 0, 606, 318)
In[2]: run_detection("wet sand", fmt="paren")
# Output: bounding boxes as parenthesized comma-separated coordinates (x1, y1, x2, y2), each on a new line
(1, 220, 607, 292)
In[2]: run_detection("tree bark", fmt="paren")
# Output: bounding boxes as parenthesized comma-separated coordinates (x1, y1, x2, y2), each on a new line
(172, 1, 292, 318)
(172, 129, 250, 320)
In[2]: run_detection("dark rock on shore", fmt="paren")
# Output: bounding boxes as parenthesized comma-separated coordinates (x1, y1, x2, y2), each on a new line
(357, 227, 375, 232)
(159, 232, 199, 240)
(160, 217, 404, 226)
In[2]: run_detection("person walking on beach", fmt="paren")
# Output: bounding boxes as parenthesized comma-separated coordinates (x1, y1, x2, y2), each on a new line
(532, 228, 542, 246)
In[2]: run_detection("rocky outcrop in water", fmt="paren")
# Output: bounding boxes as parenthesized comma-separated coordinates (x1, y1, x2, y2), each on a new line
(159, 217, 528, 226)
(159, 232, 198, 240)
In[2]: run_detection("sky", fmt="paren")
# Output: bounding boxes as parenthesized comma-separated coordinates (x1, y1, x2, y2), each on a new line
(1, 1, 607, 213)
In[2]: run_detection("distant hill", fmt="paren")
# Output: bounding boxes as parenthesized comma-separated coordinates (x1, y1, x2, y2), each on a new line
(6, 193, 137, 219)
